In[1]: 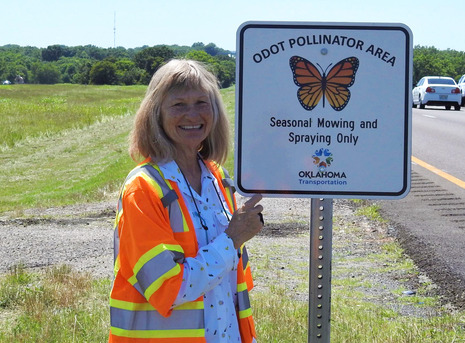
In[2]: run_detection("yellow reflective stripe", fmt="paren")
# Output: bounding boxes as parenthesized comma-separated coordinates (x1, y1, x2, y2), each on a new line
(150, 164, 190, 232)
(128, 243, 184, 285)
(123, 170, 165, 200)
(113, 255, 120, 276)
(114, 209, 123, 228)
(151, 164, 191, 233)
(122, 163, 168, 202)
(239, 308, 253, 319)
(111, 327, 205, 339)
(139, 172, 164, 199)
(216, 165, 235, 212)
(181, 212, 190, 232)
(110, 298, 155, 311)
(144, 264, 181, 299)
(151, 164, 175, 191)
(110, 298, 204, 312)
(237, 282, 247, 292)
(217, 164, 226, 178)
(174, 301, 204, 310)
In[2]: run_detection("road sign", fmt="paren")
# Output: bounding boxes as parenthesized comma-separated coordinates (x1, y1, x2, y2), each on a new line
(235, 21, 413, 199)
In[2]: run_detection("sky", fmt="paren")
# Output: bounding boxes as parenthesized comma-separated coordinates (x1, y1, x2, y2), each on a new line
(1, 0, 465, 52)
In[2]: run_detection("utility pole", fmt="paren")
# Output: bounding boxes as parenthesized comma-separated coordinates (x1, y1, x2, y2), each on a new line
(113, 11, 116, 48)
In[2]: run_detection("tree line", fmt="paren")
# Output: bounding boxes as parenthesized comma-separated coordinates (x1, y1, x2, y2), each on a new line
(1, 44, 465, 87)
(412, 46, 465, 84)
(0, 43, 235, 87)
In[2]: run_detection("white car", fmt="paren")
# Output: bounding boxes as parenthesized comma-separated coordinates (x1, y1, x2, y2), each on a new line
(457, 74, 465, 106)
(412, 76, 461, 110)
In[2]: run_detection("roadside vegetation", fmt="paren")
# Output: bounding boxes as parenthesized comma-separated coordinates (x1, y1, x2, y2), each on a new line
(1, 85, 464, 342)
(0, 43, 235, 87)
(1, 44, 465, 89)
(0, 84, 235, 214)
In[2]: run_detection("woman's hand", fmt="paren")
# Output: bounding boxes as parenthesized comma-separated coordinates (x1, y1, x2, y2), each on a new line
(225, 194, 264, 249)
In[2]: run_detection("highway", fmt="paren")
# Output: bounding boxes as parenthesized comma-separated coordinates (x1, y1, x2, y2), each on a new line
(412, 107, 465, 192)
(378, 106, 465, 308)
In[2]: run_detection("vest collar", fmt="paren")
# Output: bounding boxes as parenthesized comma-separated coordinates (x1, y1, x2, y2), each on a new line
(159, 159, 213, 201)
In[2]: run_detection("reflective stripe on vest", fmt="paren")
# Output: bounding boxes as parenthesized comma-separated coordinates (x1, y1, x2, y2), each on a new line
(128, 243, 185, 300)
(110, 299, 205, 339)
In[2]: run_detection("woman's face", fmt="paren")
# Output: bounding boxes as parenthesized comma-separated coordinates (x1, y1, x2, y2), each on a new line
(161, 87, 214, 154)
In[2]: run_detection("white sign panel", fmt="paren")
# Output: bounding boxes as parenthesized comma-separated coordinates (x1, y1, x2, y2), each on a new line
(235, 21, 412, 199)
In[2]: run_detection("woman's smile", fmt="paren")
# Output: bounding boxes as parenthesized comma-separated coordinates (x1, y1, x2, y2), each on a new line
(179, 124, 203, 130)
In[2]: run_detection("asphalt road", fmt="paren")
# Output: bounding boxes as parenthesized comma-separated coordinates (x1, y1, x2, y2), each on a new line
(378, 106, 465, 308)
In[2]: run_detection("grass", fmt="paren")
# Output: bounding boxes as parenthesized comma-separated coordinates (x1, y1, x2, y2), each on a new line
(245, 202, 465, 342)
(1, 84, 465, 342)
(331, 295, 465, 343)
(0, 265, 110, 342)
(353, 201, 387, 223)
(0, 84, 146, 149)
(0, 84, 146, 213)
(2, 246, 464, 342)
(0, 84, 236, 213)
(246, 223, 465, 342)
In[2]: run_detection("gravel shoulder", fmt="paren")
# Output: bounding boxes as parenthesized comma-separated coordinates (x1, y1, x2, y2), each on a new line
(0, 202, 116, 278)
(0, 196, 462, 315)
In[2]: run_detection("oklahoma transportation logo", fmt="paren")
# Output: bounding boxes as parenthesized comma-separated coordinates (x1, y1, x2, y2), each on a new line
(312, 148, 333, 171)
(298, 148, 348, 186)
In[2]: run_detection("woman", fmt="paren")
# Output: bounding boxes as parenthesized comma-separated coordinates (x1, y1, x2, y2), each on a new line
(109, 59, 263, 343)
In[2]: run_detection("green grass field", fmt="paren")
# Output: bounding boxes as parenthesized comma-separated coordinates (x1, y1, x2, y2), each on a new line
(0, 84, 144, 213)
(0, 84, 235, 213)
(1, 84, 464, 342)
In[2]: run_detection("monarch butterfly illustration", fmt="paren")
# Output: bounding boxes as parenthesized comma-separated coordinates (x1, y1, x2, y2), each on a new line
(289, 55, 359, 111)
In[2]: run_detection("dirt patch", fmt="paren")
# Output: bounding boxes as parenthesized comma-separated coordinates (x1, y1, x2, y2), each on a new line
(0, 201, 116, 278)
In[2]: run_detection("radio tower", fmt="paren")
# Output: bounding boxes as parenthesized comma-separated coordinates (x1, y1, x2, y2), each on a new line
(113, 12, 116, 48)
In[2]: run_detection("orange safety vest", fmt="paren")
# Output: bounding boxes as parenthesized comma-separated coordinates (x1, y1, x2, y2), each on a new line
(109, 158, 256, 343)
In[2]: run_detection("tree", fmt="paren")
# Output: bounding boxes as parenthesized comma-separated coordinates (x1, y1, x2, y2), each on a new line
(82, 45, 108, 60)
(204, 43, 221, 56)
(31, 62, 61, 84)
(185, 50, 215, 64)
(413, 45, 465, 83)
(134, 45, 175, 77)
(115, 59, 144, 85)
(89, 60, 117, 85)
(73, 60, 93, 84)
(42, 45, 70, 62)
(191, 42, 205, 50)
(0, 51, 31, 82)
(216, 59, 235, 88)
(56, 57, 80, 83)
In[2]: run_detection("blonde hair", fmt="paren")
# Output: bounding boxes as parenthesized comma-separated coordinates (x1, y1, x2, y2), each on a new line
(129, 59, 230, 165)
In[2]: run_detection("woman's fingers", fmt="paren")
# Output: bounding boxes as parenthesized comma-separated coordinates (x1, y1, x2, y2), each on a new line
(225, 195, 264, 249)
(241, 194, 263, 211)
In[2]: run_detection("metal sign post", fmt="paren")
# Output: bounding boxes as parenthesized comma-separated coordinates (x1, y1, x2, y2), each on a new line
(308, 198, 333, 342)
